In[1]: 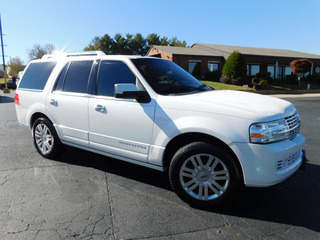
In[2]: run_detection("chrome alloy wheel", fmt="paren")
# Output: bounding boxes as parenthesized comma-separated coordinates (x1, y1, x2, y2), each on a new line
(179, 154, 230, 201)
(34, 123, 54, 155)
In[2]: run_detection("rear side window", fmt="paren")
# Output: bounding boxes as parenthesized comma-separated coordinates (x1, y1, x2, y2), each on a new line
(53, 62, 69, 91)
(97, 61, 136, 97)
(19, 61, 56, 90)
(63, 61, 93, 93)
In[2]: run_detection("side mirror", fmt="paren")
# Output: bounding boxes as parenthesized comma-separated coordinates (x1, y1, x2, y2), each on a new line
(114, 84, 150, 103)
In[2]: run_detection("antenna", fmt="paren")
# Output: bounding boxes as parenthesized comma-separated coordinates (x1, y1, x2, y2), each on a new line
(0, 13, 10, 93)
(0, 14, 6, 71)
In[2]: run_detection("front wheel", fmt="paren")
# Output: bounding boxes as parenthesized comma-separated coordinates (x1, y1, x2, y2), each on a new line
(169, 142, 242, 208)
(32, 118, 63, 159)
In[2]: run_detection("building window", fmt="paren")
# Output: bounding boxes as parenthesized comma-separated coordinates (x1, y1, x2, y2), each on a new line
(276, 66, 292, 79)
(247, 65, 260, 76)
(284, 67, 292, 77)
(189, 60, 201, 76)
(208, 61, 219, 72)
(267, 66, 275, 79)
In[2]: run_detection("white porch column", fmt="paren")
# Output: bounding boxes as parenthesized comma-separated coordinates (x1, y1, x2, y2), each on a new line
(311, 63, 314, 75)
(275, 61, 279, 78)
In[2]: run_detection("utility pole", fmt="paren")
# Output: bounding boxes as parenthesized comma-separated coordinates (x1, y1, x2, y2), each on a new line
(0, 13, 10, 93)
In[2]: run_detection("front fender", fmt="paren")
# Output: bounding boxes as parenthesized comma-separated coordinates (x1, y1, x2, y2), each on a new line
(151, 108, 250, 149)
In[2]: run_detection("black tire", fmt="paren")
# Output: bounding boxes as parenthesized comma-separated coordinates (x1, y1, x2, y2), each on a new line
(32, 118, 64, 159)
(169, 142, 242, 208)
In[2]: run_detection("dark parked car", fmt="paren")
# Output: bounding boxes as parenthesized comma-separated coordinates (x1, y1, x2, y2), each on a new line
(0, 80, 17, 90)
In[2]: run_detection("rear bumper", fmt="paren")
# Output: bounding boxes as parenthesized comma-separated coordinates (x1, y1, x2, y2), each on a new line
(230, 133, 305, 187)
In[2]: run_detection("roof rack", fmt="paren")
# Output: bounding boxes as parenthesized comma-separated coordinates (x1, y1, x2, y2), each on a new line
(41, 54, 55, 59)
(66, 51, 107, 57)
(41, 51, 107, 59)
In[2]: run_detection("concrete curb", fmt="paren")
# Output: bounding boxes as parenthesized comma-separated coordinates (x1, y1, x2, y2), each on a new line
(257, 89, 320, 95)
(269, 93, 320, 98)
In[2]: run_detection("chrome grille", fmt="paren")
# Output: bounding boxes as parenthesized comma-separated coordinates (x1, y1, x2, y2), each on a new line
(285, 113, 300, 140)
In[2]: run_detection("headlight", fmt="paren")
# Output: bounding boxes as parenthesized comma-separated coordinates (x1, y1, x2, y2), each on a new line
(250, 119, 290, 144)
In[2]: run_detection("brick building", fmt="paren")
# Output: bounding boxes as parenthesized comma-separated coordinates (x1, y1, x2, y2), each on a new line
(147, 43, 320, 80)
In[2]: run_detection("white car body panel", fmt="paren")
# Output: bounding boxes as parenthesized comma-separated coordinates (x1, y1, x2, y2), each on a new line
(230, 133, 305, 186)
(15, 54, 305, 188)
(88, 96, 156, 162)
(46, 92, 90, 147)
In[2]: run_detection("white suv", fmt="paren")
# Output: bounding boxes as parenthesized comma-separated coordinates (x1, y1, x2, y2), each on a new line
(15, 51, 305, 207)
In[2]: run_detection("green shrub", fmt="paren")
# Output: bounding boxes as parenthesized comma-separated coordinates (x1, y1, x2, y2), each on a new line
(219, 76, 231, 84)
(306, 75, 320, 86)
(259, 79, 268, 86)
(205, 71, 220, 81)
(222, 51, 247, 79)
(252, 77, 259, 85)
(285, 75, 298, 85)
(231, 77, 244, 86)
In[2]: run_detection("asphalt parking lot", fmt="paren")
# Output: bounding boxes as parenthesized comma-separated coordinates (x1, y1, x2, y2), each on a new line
(0, 91, 319, 240)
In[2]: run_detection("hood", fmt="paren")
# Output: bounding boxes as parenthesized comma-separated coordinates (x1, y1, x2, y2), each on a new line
(157, 90, 296, 121)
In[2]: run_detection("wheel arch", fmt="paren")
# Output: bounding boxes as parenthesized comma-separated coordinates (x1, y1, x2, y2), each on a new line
(163, 132, 244, 181)
(30, 112, 54, 129)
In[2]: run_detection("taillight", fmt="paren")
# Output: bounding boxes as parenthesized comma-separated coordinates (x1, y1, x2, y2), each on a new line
(14, 93, 20, 105)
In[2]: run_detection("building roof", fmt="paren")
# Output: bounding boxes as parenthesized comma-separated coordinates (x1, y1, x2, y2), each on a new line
(192, 43, 320, 59)
(149, 45, 218, 57)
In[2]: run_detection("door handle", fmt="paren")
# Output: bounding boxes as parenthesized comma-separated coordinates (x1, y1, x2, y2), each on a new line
(95, 105, 106, 112)
(49, 99, 57, 105)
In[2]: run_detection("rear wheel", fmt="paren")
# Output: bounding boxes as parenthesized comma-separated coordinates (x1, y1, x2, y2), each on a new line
(169, 142, 242, 207)
(32, 118, 63, 159)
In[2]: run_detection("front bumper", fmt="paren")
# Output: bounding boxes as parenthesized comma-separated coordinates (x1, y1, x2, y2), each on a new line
(299, 149, 307, 171)
(230, 133, 305, 187)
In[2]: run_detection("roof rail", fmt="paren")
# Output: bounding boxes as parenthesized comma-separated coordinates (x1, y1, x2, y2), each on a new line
(41, 51, 107, 59)
(41, 54, 56, 59)
(66, 51, 107, 57)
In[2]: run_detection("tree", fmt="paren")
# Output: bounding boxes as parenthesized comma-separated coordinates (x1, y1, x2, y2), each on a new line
(84, 34, 115, 54)
(45, 44, 55, 54)
(169, 37, 187, 47)
(290, 59, 312, 87)
(28, 44, 55, 60)
(146, 33, 161, 47)
(130, 33, 147, 55)
(84, 33, 188, 55)
(113, 33, 127, 55)
(176, 40, 187, 47)
(100, 34, 115, 54)
(160, 37, 169, 46)
(8, 57, 24, 77)
(84, 36, 101, 51)
(222, 51, 247, 79)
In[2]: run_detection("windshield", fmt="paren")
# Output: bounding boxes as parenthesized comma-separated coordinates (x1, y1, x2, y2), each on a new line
(131, 58, 211, 95)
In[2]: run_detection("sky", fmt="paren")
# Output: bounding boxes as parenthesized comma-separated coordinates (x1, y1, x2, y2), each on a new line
(1, 0, 320, 65)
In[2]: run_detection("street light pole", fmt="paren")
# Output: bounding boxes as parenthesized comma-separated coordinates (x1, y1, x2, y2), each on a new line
(0, 13, 10, 93)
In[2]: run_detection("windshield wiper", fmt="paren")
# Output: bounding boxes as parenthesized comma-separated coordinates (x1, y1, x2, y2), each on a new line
(158, 85, 209, 95)
(197, 84, 208, 90)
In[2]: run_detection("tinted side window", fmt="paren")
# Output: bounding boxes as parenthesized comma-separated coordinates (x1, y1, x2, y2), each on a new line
(54, 62, 69, 91)
(19, 61, 56, 90)
(97, 61, 136, 97)
(63, 61, 93, 93)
